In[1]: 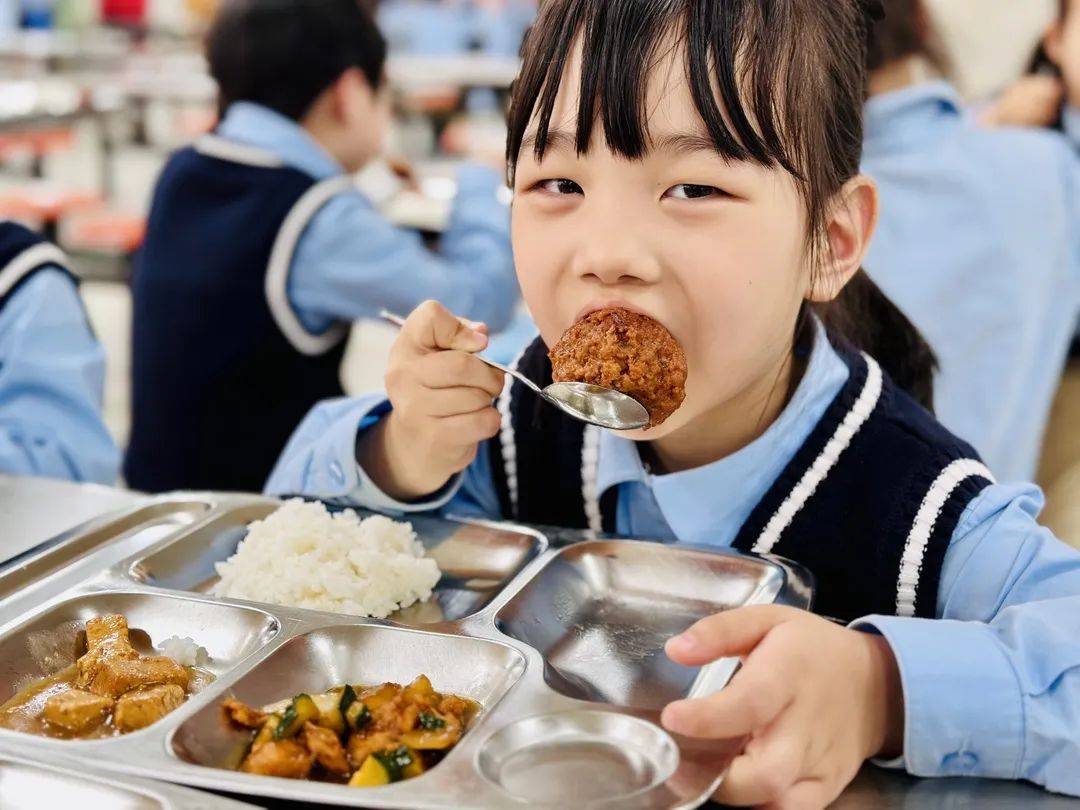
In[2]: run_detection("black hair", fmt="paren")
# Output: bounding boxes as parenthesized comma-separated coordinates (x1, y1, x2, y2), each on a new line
(866, 0, 924, 72)
(506, 0, 938, 409)
(207, 0, 387, 122)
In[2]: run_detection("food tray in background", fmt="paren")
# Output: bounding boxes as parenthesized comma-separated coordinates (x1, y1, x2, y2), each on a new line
(0, 494, 814, 810)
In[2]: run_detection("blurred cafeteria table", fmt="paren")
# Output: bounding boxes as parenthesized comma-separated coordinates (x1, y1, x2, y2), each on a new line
(0, 473, 144, 566)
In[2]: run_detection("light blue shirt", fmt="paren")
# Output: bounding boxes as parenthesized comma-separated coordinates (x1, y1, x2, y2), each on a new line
(862, 82, 1080, 483)
(0, 268, 119, 484)
(215, 102, 519, 337)
(266, 324, 1080, 795)
(378, 1, 535, 57)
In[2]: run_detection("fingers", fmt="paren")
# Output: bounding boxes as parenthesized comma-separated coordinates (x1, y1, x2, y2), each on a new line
(437, 408, 503, 449)
(712, 710, 809, 807)
(417, 385, 500, 417)
(661, 658, 795, 739)
(401, 300, 489, 354)
(414, 351, 505, 397)
(666, 605, 796, 666)
(761, 778, 834, 810)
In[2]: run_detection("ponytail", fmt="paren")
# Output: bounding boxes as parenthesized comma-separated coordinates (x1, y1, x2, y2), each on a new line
(813, 269, 938, 411)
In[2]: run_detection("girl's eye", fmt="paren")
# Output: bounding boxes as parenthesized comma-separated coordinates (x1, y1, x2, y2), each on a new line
(665, 184, 725, 200)
(535, 178, 583, 195)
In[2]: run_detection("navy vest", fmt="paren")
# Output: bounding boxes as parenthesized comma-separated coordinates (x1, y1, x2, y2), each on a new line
(0, 222, 77, 313)
(488, 336, 995, 623)
(125, 136, 351, 494)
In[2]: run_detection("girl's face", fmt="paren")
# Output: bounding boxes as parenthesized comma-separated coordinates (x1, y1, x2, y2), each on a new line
(511, 45, 816, 445)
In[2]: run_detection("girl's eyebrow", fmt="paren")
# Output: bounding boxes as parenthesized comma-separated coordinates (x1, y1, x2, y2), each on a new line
(649, 131, 721, 156)
(520, 127, 576, 156)
(520, 127, 721, 158)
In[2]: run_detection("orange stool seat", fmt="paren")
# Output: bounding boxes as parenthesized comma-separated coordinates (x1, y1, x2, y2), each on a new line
(0, 186, 102, 223)
(0, 128, 77, 160)
(65, 210, 146, 255)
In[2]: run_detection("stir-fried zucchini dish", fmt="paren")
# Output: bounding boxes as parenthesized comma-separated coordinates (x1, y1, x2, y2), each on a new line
(221, 675, 479, 786)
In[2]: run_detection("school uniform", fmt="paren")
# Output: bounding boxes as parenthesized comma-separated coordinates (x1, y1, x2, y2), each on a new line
(862, 82, 1080, 483)
(125, 102, 518, 494)
(0, 222, 119, 484)
(266, 319, 1080, 795)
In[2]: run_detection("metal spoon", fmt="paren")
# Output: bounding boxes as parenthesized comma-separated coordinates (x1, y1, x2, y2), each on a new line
(379, 310, 650, 431)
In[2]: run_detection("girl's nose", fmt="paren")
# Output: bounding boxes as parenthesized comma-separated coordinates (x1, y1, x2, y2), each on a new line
(570, 231, 662, 287)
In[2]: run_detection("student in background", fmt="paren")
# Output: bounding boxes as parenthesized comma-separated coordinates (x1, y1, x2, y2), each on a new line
(0, 221, 119, 484)
(125, 0, 518, 495)
(983, 0, 1080, 546)
(861, 0, 1080, 483)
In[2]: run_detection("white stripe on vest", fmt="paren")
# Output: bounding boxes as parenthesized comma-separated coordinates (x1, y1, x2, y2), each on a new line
(263, 176, 355, 355)
(895, 458, 995, 617)
(497, 347, 528, 517)
(752, 353, 884, 555)
(0, 243, 69, 300)
(581, 424, 603, 537)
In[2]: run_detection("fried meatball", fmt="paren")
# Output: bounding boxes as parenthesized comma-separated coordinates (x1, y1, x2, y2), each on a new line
(549, 308, 687, 428)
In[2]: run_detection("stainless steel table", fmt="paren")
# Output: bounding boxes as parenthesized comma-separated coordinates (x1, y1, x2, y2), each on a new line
(0, 473, 145, 565)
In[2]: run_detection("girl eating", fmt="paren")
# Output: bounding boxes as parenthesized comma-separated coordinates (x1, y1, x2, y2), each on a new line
(268, 0, 1080, 805)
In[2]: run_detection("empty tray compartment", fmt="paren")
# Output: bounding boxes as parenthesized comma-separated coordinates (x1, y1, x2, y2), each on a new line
(496, 540, 787, 709)
(0, 591, 280, 739)
(129, 502, 546, 624)
(171, 623, 526, 777)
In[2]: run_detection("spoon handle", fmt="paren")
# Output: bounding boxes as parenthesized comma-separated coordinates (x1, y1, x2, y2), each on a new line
(378, 310, 545, 397)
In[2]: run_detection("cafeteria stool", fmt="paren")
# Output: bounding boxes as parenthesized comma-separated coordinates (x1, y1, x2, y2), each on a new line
(0, 183, 102, 241)
(0, 127, 77, 178)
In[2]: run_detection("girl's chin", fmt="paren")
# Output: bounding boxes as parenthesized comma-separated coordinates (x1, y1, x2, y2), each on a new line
(606, 411, 687, 443)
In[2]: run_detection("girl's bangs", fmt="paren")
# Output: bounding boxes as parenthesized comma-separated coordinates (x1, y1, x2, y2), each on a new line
(506, 0, 810, 179)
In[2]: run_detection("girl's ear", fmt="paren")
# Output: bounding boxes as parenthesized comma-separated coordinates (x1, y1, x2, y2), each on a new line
(1044, 19, 1065, 67)
(808, 176, 879, 303)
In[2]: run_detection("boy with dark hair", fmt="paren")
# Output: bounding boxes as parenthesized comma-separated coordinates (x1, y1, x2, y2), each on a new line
(126, 0, 519, 494)
(861, 0, 1080, 483)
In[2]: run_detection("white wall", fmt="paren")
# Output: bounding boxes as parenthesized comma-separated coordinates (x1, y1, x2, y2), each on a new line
(925, 0, 1058, 99)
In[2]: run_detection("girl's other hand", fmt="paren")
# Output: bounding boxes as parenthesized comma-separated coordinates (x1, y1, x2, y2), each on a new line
(357, 300, 505, 501)
(981, 75, 1065, 129)
(662, 605, 904, 810)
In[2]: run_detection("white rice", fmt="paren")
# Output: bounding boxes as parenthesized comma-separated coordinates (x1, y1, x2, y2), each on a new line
(212, 500, 440, 619)
(157, 636, 211, 667)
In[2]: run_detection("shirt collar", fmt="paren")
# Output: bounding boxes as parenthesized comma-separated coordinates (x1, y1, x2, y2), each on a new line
(596, 319, 851, 546)
(216, 101, 344, 181)
(864, 80, 963, 154)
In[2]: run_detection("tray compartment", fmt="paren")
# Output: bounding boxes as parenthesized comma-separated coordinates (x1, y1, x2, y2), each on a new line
(128, 502, 546, 625)
(476, 709, 679, 805)
(496, 540, 787, 709)
(0, 591, 280, 738)
(171, 623, 526, 778)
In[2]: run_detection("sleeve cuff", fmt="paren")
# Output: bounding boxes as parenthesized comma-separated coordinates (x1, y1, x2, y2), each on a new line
(348, 403, 465, 514)
(851, 616, 1024, 781)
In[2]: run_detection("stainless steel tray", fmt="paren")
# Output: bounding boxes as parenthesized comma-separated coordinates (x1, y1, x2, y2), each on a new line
(0, 493, 814, 810)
